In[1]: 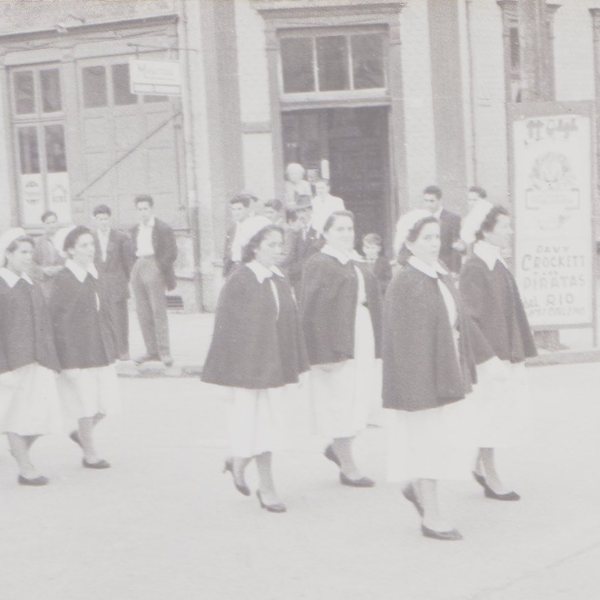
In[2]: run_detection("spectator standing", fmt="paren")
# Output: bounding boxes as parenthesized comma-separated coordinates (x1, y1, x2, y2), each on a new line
(361, 233, 392, 296)
(311, 179, 345, 235)
(92, 204, 135, 361)
(32, 210, 64, 298)
(130, 195, 177, 367)
(422, 185, 462, 274)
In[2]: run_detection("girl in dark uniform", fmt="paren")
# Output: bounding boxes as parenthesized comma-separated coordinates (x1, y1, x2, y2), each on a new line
(202, 224, 308, 513)
(50, 226, 120, 470)
(459, 203, 537, 500)
(301, 211, 382, 488)
(0, 229, 62, 485)
(384, 210, 478, 540)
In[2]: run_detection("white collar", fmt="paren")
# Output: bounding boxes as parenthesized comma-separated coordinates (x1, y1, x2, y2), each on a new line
(433, 207, 443, 220)
(0, 267, 33, 287)
(321, 243, 352, 265)
(66, 259, 98, 282)
(408, 255, 448, 279)
(141, 217, 156, 229)
(97, 228, 111, 237)
(246, 260, 283, 283)
(473, 240, 506, 271)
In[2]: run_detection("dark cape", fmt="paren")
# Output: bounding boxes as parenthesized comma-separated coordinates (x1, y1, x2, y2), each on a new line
(382, 264, 476, 412)
(459, 256, 537, 364)
(49, 268, 117, 369)
(0, 278, 60, 374)
(300, 252, 382, 366)
(201, 265, 309, 389)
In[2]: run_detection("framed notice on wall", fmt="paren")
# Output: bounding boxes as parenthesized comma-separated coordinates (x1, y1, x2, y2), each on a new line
(508, 102, 596, 330)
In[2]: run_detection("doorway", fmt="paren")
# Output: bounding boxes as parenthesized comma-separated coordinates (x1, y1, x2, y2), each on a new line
(282, 106, 392, 251)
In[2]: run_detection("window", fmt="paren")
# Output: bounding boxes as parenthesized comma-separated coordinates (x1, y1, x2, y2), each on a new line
(13, 71, 35, 114)
(112, 63, 137, 105)
(40, 68, 62, 112)
(280, 31, 386, 95)
(17, 127, 40, 174)
(44, 124, 67, 172)
(82, 66, 107, 108)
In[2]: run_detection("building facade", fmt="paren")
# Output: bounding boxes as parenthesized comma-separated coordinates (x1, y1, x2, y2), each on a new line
(0, 0, 599, 310)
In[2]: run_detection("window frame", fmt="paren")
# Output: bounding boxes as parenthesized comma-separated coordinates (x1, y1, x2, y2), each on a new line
(277, 26, 388, 104)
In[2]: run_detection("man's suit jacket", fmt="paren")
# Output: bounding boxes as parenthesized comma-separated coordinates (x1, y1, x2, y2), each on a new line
(94, 229, 135, 301)
(283, 227, 323, 291)
(223, 224, 236, 278)
(439, 208, 462, 274)
(131, 218, 178, 291)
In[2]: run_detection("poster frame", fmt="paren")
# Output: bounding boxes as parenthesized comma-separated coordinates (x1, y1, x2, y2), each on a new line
(507, 100, 597, 337)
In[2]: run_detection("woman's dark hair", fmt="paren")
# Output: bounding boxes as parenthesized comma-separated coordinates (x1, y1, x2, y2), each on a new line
(63, 225, 93, 252)
(265, 198, 284, 212)
(93, 203, 112, 217)
(41, 210, 58, 223)
(475, 205, 510, 241)
(4, 236, 34, 266)
(423, 185, 442, 199)
(397, 215, 438, 265)
(323, 210, 354, 234)
(468, 185, 487, 199)
(241, 225, 284, 263)
(230, 193, 252, 208)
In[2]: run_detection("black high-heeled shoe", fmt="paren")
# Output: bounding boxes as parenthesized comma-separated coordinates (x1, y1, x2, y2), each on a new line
(256, 490, 287, 513)
(18, 474, 49, 486)
(223, 459, 250, 497)
(472, 471, 520, 501)
(421, 524, 463, 541)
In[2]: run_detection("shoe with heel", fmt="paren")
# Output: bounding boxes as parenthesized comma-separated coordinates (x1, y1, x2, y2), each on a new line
(223, 459, 251, 497)
(256, 490, 287, 513)
(472, 471, 520, 501)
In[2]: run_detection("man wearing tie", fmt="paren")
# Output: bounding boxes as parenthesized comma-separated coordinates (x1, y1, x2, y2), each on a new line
(92, 204, 134, 361)
(283, 195, 323, 297)
(130, 195, 178, 367)
(422, 185, 462, 274)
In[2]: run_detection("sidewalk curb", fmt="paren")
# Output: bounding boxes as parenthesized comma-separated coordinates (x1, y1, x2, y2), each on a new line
(526, 348, 600, 367)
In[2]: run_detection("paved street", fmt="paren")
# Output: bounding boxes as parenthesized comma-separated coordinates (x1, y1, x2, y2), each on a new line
(1, 362, 599, 600)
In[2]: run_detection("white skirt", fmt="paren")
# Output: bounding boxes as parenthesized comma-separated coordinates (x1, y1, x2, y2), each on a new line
(470, 360, 531, 448)
(226, 386, 290, 458)
(0, 363, 62, 436)
(309, 304, 380, 439)
(385, 397, 478, 482)
(58, 364, 121, 422)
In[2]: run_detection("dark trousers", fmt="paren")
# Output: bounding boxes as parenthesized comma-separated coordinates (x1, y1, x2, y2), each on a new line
(109, 298, 129, 358)
(131, 257, 171, 359)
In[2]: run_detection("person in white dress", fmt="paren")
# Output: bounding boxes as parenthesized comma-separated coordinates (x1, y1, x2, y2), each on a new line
(460, 203, 537, 500)
(311, 179, 345, 235)
(0, 228, 62, 485)
(301, 210, 382, 487)
(383, 210, 479, 540)
(49, 225, 121, 470)
(202, 224, 309, 513)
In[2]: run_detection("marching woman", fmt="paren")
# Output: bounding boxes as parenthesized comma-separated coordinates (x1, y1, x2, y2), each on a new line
(202, 224, 308, 513)
(459, 202, 537, 500)
(301, 210, 381, 487)
(50, 226, 120, 470)
(0, 229, 62, 485)
(383, 210, 478, 540)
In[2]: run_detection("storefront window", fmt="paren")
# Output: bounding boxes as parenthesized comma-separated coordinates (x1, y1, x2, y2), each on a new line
(281, 37, 315, 93)
(17, 127, 40, 174)
(40, 68, 62, 112)
(316, 36, 349, 91)
(44, 124, 67, 172)
(14, 71, 35, 114)
(351, 34, 385, 89)
(112, 63, 137, 105)
(280, 31, 386, 95)
(82, 65, 108, 108)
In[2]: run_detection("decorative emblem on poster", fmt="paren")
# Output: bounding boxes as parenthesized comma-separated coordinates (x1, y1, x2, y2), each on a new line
(510, 102, 595, 329)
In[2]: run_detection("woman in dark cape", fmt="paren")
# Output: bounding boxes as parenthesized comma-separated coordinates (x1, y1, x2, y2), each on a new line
(384, 210, 478, 541)
(0, 229, 62, 486)
(301, 210, 381, 488)
(203, 224, 308, 513)
(459, 203, 537, 501)
(50, 226, 120, 471)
